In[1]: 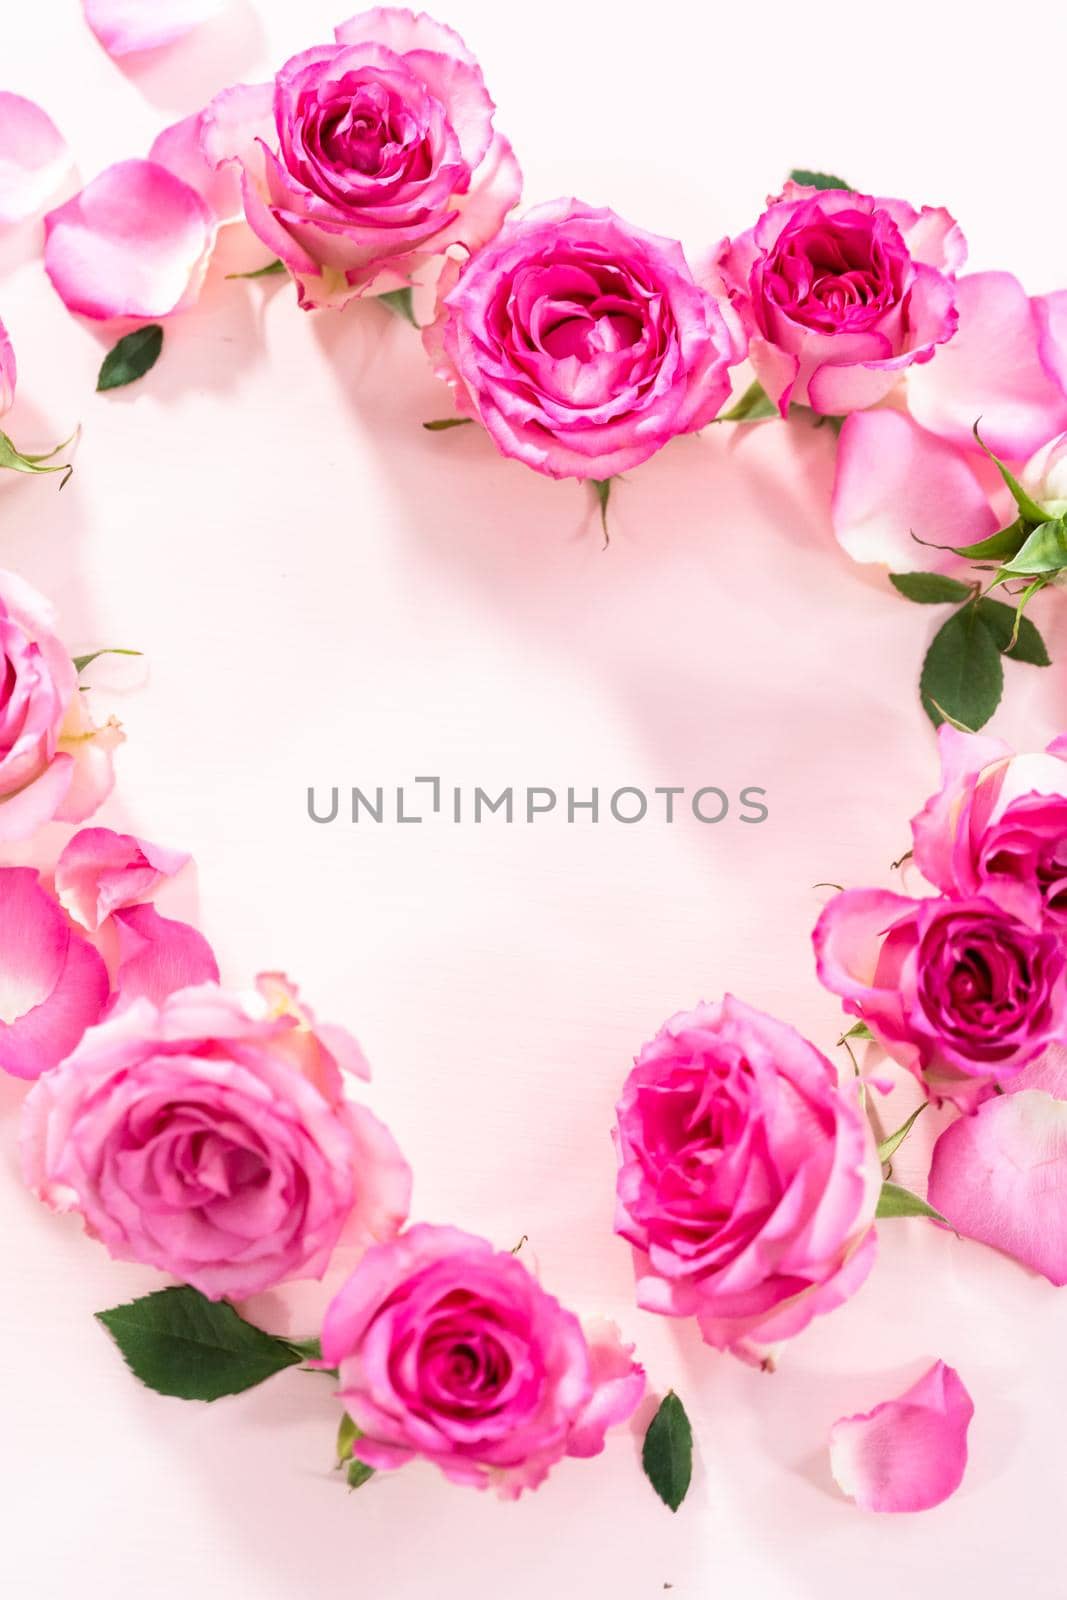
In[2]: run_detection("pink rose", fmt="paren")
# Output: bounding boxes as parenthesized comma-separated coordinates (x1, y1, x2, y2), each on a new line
(201, 9, 521, 310)
(814, 889, 1067, 1108)
(22, 975, 411, 1299)
(912, 727, 1067, 928)
(425, 199, 744, 479)
(716, 182, 962, 417)
(613, 996, 880, 1363)
(0, 570, 121, 842)
(0, 868, 109, 1079)
(321, 1223, 645, 1497)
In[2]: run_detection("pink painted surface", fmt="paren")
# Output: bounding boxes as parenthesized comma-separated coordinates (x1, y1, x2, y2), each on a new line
(1, 2, 1066, 1595)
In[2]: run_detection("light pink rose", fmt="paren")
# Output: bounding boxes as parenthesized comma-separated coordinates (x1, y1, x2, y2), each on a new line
(0, 93, 72, 224)
(22, 975, 411, 1299)
(814, 889, 1067, 1108)
(0, 570, 122, 842)
(425, 199, 745, 480)
(321, 1223, 645, 1497)
(829, 1361, 974, 1513)
(911, 727, 1067, 928)
(83, 0, 224, 58)
(1020, 428, 1067, 519)
(928, 1088, 1067, 1285)
(715, 182, 963, 417)
(200, 9, 522, 310)
(613, 995, 880, 1363)
(0, 868, 109, 1079)
(55, 826, 190, 932)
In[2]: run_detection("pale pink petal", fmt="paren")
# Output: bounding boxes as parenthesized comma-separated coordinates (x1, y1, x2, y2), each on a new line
(0, 754, 75, 845)
(83, 0, 224, 57)
(55, 827, 189, 932)
(1035, 291, 1067, 398)
(149, 113, 241, 225)
(55, 694, 123, 826)
(334, 10, 479, 62)
(832, 410, 997, 569)
(341, 1101, 413, 1251)
(44, 159, 213, 320)
(904, 207, 967, 275)
(829, 1361, 973, 1512)
(0, 316, 15, 414)
(807, 361, 900, 415)
(928, 1090, 1067, 1284)
(748, 336, 800, 416)
(199, 82, 275, 175)
(109, 902, 219, 1010)
(906, 272, 1067, 459)
(566, 1319, 645, 1457)
(0, 93, 72, 224)
(0, 868, 110, 1079)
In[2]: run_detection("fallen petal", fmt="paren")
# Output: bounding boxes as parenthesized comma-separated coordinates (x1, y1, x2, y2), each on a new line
(0, 868, 109, 1079)
(829, 1361, 973, 1512)
(83, 0, 224, 57)
(928, 1089, 1067, 1284)
(109, 902, 219, 1009)
(55, 826, 190, 932)
(0, 93, 72, 224)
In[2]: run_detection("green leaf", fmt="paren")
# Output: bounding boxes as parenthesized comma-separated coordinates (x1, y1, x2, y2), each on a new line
(72, 647, 142, 675)
(975, 596, 1051, 666)
(95, 1286, 305, 1401)
(950, 521, 1030, 562)
(336, 1411, 359, 1467)
(890, 572, 973, 604)
(346, 1457, 375, 1490)
(875, 1180, 948, 1224)
(226, 259, 287, 280)
(0, 428, 74, 486)
(877, 1104, 927, 1165)
(999, 518, 1067, 576)
(789, 169, 851, 191)
(591, 477, 612, 544)
(422, 417, 473, 431)
(378, 287, 418, 327)
(972, 424, 1050, 525)
(716, 379, 778, 423)
(839, 1021, 874, 1044)
(97, 326, 164, 393)
(642, 1391, 693, 1513)
(919, 604, 1003, 730)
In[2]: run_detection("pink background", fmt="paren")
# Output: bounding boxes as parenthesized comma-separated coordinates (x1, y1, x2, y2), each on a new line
(2, 2, 1066, 1595)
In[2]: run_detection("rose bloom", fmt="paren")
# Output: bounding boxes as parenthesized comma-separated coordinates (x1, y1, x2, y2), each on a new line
(1021, 429, 1067, 519)
(715, 181, 963, 417)
(0, 570, 121, 843)
(201, 8, 521, 309)
(22, 976, 411, 1299)
(912, 726, 1067, 928)
(425, 198, 744, 480)
(613, 996, 880, 1364)
(322, 1223, 644, 1497)
(814, 889, 1067, 1108)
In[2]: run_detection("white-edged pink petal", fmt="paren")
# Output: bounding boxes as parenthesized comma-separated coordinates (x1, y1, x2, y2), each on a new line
(829, 1361, 973, 1513)
(928, 1089, 1067, 1284)
(0, 316, 15, 415)
(109, 902, 219, 1010)
(149, 113, 241, 225)
(334, 8, 478, 63)
(0, 868, 110, 1079)
(906, 272, 1067, 459)
(44, 159, 213, 321)
(83, 0, 224, 57)
(55, 827, 190, 932)
(0, 93, 72, 224)
(832, 410, 997, 569)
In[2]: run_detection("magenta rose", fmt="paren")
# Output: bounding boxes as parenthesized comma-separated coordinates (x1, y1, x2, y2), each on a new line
(424, 198, 745, 479)
(815, 889, 1067, 1108)
(321, 1223, 645, 1497)
(613, 996, 880, 1364)
(912, 726, 1067, 928)
(22, 975, 411, 1299)
(715, 181, 963, 417)
(201, 8, 521, 310)
(0, 570, 122, 842)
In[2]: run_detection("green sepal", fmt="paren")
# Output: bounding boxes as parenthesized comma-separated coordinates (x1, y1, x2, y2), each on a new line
(877, 1104, 926, 1165)
(950, 521, 1029, 562)
(999, 518, 1067, 576)
(422, 417, 473, 431)
(972, 423, 1050, 526)
(716, 379, 779, 423)
(378, 287, 418, 327)
(226, 259, 287, 280)
(0, 428, 74, 486)
(591, 477, 612, 544)
(875, 1180, 948, 1224)
(72, 648, 142, 675)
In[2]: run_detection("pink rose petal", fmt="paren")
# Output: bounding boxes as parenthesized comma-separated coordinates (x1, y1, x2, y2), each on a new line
(829, 1361, 974, 1513)
(83, 0, 224, 57)
(148, 113, 241, 225)
(0, 316, 16, 415)
(906, 272, 1067, 459)
(1035, 291, 1067, 398)
(832, 410, 998, 569)
(0, 93, 72, 224)
(928, 1089, 1067, 1284)
(55, 826, 190, 932)
(44, 159, 214, 320)
(0, 868, 110, 1079)
(109, 902, 219, 1010)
